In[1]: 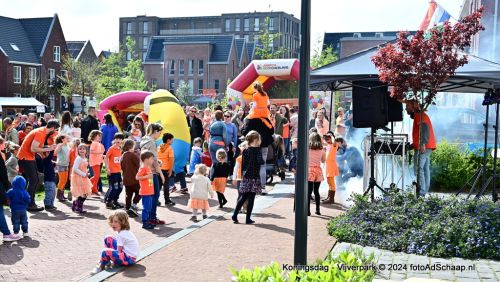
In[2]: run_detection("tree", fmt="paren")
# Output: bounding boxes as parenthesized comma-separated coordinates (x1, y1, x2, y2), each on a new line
(96, 36, 148, 100)
(255, 17, 287, 59)
(175, 80, 190, 105)
(371, 8, 484, 194)
(60, 55, 100, 113)
(311, 45, 337, 69)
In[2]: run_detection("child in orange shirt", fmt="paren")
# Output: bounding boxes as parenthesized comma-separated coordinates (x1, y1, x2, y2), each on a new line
(89, 130, 105, 194)
(136, 151, 155, 230)
(158, 133, 175, 207)
(323, 131, 339, 204)
(246, 81, 273, 129)
(105, 133, 125, 209)
(71, 144, 93, 213)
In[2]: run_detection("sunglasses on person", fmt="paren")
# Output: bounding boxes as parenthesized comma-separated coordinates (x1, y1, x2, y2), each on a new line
(134, 123, 141, 126)
(224, 115, 231, 118)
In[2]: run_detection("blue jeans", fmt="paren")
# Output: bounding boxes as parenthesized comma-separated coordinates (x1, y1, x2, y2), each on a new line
(284, 138, 290, 157)
(414, 149, 432, 196)
(151, 174, 160, 220)
(260, 147, 268, 188)
(44, 181, 56, 207)
(209, 142, 225, 164)
(141, 195, 153, 224)
(11, 210, 28, 234)
(0, 206, 11, 235)
(168, 172, 187, 189)
(105, 173, 123, 203)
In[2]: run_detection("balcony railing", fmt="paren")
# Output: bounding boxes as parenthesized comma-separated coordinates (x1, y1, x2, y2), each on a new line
(159, 28, 222, 35)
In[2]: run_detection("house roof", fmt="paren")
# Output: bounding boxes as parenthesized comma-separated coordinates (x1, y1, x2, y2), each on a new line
(67, 41, 86, 59)
(246, 42, 256, 61)
(99, 50, 114, 59)
(235, 38, 246, 64)
(0, 15, 55, 64)
(145, 35, 235, 63)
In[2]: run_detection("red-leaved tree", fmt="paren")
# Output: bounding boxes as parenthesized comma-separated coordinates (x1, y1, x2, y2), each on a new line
(371, 8, 484, 194)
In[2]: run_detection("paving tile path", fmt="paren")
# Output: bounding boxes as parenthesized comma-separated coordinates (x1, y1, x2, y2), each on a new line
(332, 243, 500, 282)
(105, 184, 343, 282)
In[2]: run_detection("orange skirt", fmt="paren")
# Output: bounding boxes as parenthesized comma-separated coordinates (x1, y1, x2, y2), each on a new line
(187, 199, 209, 210)
(308, 166, 324, 182)
(212, 177, 227, 193)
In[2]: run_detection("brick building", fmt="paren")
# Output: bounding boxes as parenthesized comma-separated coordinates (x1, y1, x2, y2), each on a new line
(143, 35, 254, 95)
(67, 40, 98, 63)
(0, 14, 68, 112)
(119, 11, 300, 61)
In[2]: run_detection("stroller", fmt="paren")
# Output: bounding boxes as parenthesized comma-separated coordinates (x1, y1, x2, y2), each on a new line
(266, 135, 287, 184)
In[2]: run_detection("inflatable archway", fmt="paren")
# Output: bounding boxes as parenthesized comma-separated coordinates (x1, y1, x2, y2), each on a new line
(98, 90, 190, 174)
(227, 59, 300, 108)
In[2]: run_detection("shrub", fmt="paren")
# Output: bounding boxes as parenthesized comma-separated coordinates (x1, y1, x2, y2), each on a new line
(430, 140, 478, 191)
(328, 190, 500, 260)
(231, 248, 376, 282)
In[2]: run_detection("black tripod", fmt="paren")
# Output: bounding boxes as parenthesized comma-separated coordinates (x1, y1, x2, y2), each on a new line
(476, 90, 499, 202)
(363, 127, 387, 201)
(457, 90, 492, 199)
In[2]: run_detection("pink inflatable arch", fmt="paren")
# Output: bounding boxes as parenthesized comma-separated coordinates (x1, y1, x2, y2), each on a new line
(227, 59, 300, 107)
(98, 90, 151, 131)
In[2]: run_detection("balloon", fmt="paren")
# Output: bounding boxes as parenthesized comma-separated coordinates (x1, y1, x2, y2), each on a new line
(312, 102, 318, 108)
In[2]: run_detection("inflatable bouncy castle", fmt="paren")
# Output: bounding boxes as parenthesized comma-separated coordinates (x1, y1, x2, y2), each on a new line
(98, 90, 190, 174)
(226, 59, 300, 109)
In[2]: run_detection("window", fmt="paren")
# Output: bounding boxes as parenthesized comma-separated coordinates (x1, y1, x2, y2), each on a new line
(126, 51, 132, 61)
(214, 79, 220, 91)
(254, 18, 260, 31)
(10, 43, 20, 52)
(13, 66, 21, 84)
(244, 18, 249, 31)
(48, 68, 55, 86)
(225, 19, 231, 32)
(143, 21, 149, 34)
(353, 33, 361, 38)
(188, 79, 194, 94)
(179, 60, 185, 75)
(53, 46, 61, 62)
(168, 80, 175, 92)
(151, 79, 157, 89)
(29, 67, 36, 85)
(143, 37, 149, 49)
(60, 70, 67, 79)
(375, 32, 384, 38)
(198, 60, 204, 75)
(268, 34, 274, 48)
(198, 79, 203, 93)
(244, 35, 249, 42)
(127, 22, 133, 34)
(170, 60, 175, 75)
(142, 52, 147, 61)
(235, 34, 241, 39)
(188, 59, 194, 75)
(269, 17, 275, 31)
(235, 19, 241, 31)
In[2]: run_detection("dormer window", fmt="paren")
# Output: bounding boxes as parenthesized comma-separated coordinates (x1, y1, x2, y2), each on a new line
(353, 33, 361, 38)
(375, 32, 384, 38)
(10, 43, 20, 51)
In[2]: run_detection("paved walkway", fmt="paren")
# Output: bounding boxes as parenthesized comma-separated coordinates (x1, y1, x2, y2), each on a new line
(332, 243, 500, 282)
(104, 184, 342, 282)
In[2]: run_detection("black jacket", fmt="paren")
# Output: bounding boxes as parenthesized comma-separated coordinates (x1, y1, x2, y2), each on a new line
(242, 117, 275, 148)
(0, 156, 11, 206)
(80, 115, 99, 143)
(187, 116, 203, 142)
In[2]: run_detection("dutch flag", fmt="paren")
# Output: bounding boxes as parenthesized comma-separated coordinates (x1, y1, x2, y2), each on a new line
(419, 0, 452, 31)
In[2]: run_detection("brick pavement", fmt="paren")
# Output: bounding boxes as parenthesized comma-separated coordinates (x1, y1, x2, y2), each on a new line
(106, 184, 343, 282)
(0, 180, 244, 282)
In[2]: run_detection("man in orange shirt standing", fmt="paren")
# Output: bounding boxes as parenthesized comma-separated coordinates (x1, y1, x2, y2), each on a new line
(406, 101, 436, 196)
(104, 133, 125, 209)
(17, 119, 60, 212)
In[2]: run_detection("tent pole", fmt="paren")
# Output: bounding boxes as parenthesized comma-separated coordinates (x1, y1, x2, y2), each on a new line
(329, 84, 334, 131)
(295, 0, 310, 266)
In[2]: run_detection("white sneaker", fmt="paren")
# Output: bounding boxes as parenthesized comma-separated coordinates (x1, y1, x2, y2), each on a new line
(3, 234, 21, 242)
(90, 265, 103, 275)
(261, 188, 268, 195)
(23, 232, 30, 238)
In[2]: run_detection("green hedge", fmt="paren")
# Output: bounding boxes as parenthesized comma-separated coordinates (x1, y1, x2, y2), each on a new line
(231, 248, 376, 282)
(328, 191, 500, 260)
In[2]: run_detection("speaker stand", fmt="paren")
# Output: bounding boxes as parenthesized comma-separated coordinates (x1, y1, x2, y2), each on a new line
(363, 127, 387, 201)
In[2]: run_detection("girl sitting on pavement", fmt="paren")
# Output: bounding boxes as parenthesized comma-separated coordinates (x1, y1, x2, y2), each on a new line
(91, 210, 139, 275)
(188, 164, 214, 222)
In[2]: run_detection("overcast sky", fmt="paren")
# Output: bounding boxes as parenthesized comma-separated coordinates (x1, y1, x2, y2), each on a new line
(0, 0, 464, 55)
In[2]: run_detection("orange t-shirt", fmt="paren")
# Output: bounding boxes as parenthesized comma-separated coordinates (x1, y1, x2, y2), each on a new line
(325, 143, 339, 177)
(282, 124, 290, 138)
(137, 166, 154, 196)
(17, 127, 51, 161)
(89, 141, 105, 167)
(106, 145, 122, 174)
(250, 93, 270, 118)
(158, 144, 174, 171)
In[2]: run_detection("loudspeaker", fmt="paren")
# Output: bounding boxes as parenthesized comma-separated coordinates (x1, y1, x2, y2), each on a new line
(387, 96, 403, 122)
(352, 81, 388, 128)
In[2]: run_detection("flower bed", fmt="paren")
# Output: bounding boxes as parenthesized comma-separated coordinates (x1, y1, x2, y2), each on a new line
(328, 191, 499, 260)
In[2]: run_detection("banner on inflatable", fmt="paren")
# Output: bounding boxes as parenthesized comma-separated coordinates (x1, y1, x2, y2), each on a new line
(227, 59, 299, 109)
